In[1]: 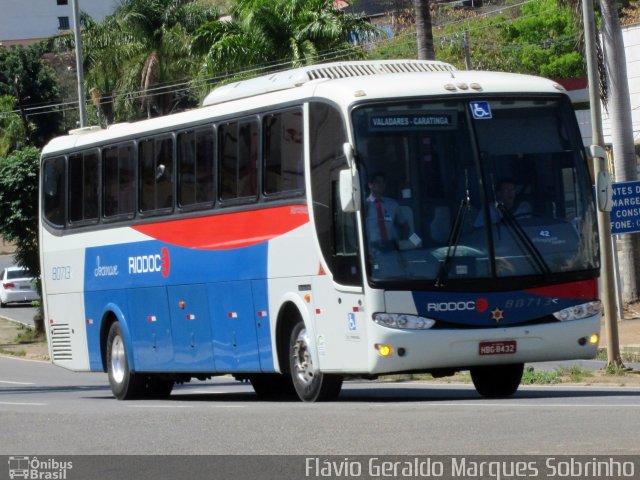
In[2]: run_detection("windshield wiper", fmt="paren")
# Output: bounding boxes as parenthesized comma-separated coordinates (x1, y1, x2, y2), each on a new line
(497, 204, 551, 276)
(435, 174, 472, 287)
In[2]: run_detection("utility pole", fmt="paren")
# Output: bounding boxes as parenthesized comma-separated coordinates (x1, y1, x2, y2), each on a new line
(582, 0, 622, 366)
(71, 0, 87, 127)
(462, 30, 472, 70)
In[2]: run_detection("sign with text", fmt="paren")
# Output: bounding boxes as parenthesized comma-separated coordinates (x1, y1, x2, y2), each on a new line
(610, 181, 640, 235)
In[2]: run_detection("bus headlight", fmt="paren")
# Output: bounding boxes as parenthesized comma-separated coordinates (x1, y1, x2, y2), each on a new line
(553, 301, 601, 321)
(373, 313, 436, 330)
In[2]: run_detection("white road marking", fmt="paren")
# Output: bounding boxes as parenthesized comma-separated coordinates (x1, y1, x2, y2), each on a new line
(127, 405, 193, 409)
(0, 380, 35, 385)
(0, 401, 46, 406)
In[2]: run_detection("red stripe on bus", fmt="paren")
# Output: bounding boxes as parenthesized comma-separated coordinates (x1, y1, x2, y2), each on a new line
(524, 279, 598, 299)
(131, 205, 309, 250)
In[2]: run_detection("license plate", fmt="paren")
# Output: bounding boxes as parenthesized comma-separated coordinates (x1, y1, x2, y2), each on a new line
(479, 340, 517, 355)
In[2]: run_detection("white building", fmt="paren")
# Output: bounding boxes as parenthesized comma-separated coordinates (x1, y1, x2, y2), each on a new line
(575, 23, 640, 148)
(0, 0, 120, 46)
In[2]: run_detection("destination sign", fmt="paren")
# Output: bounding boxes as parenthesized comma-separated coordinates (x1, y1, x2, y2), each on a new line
(368, 112, 456, 130)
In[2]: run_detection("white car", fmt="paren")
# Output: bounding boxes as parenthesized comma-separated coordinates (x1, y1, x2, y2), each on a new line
(0, 267, 39, 307)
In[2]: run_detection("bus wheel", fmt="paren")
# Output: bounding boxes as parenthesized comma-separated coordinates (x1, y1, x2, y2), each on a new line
(470, 363, 524, 398)
(289, 321, 343, 402)
(106, 322, 143, 400)
(249, 374, 296, 400)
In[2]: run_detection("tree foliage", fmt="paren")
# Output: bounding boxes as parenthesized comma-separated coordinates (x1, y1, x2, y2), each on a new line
(56, 0, 220, 122)
(0, 44, 63, 147)
(192, 0, 380, 88)
(0, 147, 41, 279)
(0, 95, 29, 158)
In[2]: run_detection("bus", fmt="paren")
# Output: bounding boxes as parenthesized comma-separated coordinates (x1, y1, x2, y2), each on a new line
(40, 60, 602, 402)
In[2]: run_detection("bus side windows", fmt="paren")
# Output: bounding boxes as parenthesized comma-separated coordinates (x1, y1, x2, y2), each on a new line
(103, 144, 135, 219)
(43, 156, 66, 227)
(178, 128, 215, 209)
(139, 136, 174, 213)
(68, 150, 99, 224)
(264, 109, 304, 196)
(219, 119, 258, 202)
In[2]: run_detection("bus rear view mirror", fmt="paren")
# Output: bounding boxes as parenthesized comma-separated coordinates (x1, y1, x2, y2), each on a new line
(340, 168, 361, 212)
(588, 145, 613, 212)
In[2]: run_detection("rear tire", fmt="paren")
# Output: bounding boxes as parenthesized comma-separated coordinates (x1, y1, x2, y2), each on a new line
(289, 321, 342, 402)
(470, 363, 524, 398)
(106, 322, 144, 400)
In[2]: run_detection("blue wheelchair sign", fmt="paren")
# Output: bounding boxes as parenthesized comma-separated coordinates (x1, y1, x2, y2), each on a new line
(470, 101, 492, 120)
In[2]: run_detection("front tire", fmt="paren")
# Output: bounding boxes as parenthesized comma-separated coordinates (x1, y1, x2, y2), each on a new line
(106, 322, 143, 400)
(470, 363, 524, 398)
(289, 321, 342, 402)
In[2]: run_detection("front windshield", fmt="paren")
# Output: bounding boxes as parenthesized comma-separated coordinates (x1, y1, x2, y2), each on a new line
(352, 97, 599, 287)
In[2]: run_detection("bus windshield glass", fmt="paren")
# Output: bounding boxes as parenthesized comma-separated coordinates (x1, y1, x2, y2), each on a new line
(352, 97, 599, 287)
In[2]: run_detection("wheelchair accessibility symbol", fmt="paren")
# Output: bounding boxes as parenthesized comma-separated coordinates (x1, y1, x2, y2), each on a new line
(470, 101, 492, 119)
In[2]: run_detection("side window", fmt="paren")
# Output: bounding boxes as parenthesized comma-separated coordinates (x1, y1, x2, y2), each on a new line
(264, 109, 304, 196)
(178, 127, 215, 208)
(68, 150, 99, 224)
(139, 136, 174, 213)
(309, 102, 361, 287)
(103, 144, 135, 218)
(219, 120, 258, 202)
(43, 156, 66, 227)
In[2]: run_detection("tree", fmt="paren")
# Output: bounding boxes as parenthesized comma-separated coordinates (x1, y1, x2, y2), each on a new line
(192, 0, 380, 86)
(0, 147, 42, 331)
(0, 44, 63, 147)
(0, 95, 29, 158)
(413, 0, 434, 60)
(58, 0, 220, 121)
(599, 0, 640, 305)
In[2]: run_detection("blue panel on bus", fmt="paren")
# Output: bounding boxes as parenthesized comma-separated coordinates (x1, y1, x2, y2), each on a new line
(85, 240, 268, 291)
(127, 287, 174, 371)
(167, 284, 215, 371)
(411, 287, 593, 326)
(209, 281, 261, 372)
(84, 239, 270, 373)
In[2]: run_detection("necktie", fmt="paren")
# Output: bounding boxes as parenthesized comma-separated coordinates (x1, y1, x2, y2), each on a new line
(375, 199, 388, 241)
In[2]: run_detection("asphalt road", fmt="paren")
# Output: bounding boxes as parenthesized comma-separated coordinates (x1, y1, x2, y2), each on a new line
(0, 254, 38, 327)
(1, 356, 640, 456)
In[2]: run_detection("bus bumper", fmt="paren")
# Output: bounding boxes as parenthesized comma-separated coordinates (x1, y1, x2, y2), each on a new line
(364, 314, 601, 374)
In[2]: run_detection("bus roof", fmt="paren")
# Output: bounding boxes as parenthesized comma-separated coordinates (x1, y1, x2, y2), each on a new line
(42, 60, 567, 156)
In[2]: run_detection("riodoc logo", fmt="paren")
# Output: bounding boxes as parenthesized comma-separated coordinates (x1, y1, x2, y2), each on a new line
(128, 247, 170, 278)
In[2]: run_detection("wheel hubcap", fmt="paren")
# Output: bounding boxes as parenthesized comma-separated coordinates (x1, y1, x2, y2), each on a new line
(111, 335, 126, 384)
(292, 328, 314, 385)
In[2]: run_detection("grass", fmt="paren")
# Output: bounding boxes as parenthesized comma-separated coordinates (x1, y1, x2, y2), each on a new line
(0, 347, 26, 357)
(384, 365, 595, 385)
(597, 347, 640, 364)
(12, 324, 45, 344)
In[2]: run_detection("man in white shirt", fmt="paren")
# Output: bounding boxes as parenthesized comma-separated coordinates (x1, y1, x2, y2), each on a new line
(474, 177, 532, 227)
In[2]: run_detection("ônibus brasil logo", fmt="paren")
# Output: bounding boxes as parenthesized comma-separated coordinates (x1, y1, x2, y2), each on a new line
(128, 247, 170, 278)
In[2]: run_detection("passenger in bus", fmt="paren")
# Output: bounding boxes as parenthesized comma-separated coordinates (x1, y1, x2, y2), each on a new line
(365, 172, 410, 251)
(474, 177, 532, 227)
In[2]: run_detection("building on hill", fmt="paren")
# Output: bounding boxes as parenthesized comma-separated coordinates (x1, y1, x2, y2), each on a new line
(0, 0, 119, 47)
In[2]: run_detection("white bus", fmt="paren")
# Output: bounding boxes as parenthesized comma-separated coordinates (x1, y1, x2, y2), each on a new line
(40, 60, 601, 402)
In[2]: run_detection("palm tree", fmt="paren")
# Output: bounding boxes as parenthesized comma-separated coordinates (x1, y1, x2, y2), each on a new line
(59, 0, 220, 121)
(413, 0, 435, 60)
(567, 0, 640, 305)
(192, 0, 380, 87)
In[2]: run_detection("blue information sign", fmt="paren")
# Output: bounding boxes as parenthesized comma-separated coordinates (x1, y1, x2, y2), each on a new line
(610, 181, 640, 235)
